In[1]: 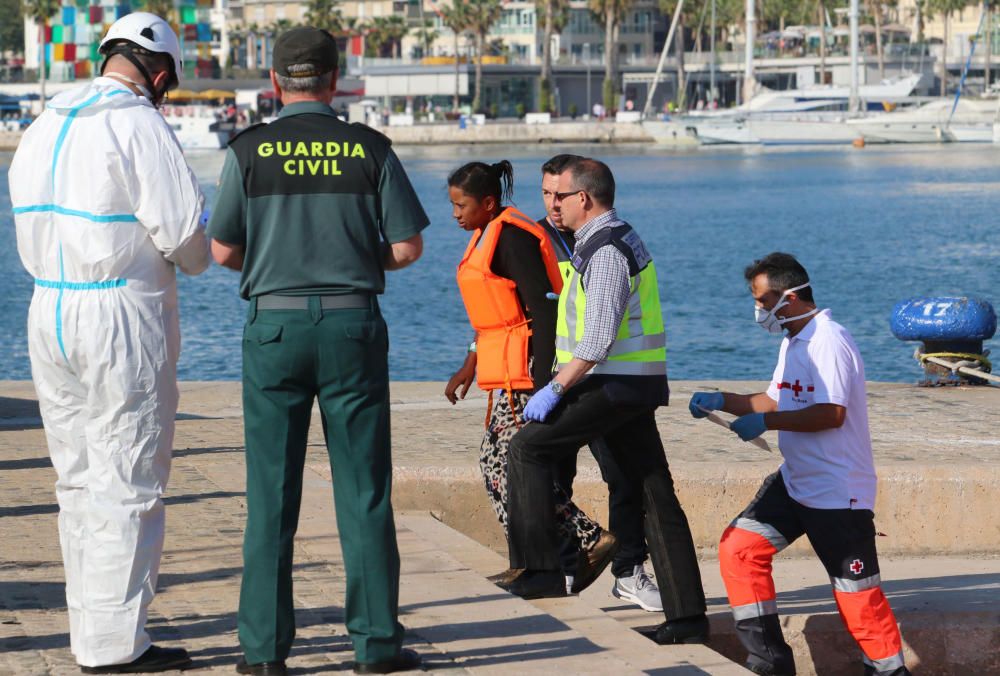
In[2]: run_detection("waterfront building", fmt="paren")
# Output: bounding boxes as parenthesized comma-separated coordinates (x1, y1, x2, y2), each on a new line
(21, 0, 228, 83)
(403, 0, 660, 66)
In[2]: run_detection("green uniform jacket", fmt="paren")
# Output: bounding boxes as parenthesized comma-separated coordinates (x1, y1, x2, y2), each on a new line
(207, 101, 429, 299)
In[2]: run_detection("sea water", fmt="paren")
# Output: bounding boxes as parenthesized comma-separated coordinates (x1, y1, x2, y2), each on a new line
(1, 144, 998, 383)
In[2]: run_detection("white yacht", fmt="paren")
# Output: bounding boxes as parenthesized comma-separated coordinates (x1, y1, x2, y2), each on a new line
(684, 74, 923, 145)
(161, 106, 233, 150)
(848, 98, 1000, 143)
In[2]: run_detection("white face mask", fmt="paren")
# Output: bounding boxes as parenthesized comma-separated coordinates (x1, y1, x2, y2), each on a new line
(106, 73, 156, 102)
(755, 282, 818, 334)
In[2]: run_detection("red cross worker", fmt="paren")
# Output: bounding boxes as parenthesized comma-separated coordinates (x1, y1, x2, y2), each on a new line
(689, 253, 909, 676)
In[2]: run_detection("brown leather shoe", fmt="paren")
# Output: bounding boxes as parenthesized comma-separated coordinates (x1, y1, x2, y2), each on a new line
(486, 568, 524, 585)
(571, 530, 619, 594)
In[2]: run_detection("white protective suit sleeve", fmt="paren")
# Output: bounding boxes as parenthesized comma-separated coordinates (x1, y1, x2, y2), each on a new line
(125, 114, 210, 276)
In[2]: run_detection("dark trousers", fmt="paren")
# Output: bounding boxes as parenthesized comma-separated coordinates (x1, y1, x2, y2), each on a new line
(238, 299, 402, 665)
(720, 472, 906, 675)
(507, 380, 706, 620)
(553, 439, 648, 578)
(589, 438, 647, 577)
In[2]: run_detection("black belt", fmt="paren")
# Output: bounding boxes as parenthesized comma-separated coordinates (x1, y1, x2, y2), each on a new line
(256, 293, 371, 310)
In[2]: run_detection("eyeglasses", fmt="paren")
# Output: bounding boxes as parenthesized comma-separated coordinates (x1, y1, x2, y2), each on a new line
(552, 189, 585, 202)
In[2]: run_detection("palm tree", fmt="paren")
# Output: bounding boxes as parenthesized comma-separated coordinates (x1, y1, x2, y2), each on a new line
(0, 0, 25, 59)
(589, 0, 634, 111)
(537, 0, 570, 113)
(440, 2, 469, 110)
(304, 0, 344, 35)
(413, 19, 439, 58)
(817, 0, 827, 84)
(660, 0, 701, 110)
(913, 0, 929, 42)
(464, 0, 503, 113)
(381, 15, 409, 59)
(364, 18, 387, 56)
(23, 0, 60, 109)
(931, 0, 970, 96)
(866, 0, 885, 79)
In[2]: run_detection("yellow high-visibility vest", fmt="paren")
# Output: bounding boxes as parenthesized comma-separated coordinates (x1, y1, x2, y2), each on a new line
(554, 223, 666, 376)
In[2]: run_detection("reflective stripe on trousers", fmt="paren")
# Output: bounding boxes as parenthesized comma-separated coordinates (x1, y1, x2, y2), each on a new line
(864, 650, 907, 673)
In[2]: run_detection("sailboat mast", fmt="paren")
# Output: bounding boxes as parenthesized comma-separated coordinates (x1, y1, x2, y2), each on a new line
(744, 0, 755, 103)
(642, 0, 686, 118)
(849, 0, 859, 112)
(710, 0, 717, 102)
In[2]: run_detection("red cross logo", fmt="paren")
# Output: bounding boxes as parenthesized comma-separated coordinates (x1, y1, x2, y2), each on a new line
(791, 380, 803, 396)
(849, 559, 864, 575)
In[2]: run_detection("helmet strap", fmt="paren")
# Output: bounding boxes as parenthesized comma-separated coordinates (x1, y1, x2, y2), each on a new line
(100, 44, 166, 107)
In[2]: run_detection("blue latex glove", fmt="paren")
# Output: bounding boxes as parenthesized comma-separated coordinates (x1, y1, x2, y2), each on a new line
(689, 391, 725, 418)
(522, 384, 562, 422)
(731, 413, 768, 441)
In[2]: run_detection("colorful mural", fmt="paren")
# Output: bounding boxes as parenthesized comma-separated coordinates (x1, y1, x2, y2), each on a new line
(39, 0, 216, 82)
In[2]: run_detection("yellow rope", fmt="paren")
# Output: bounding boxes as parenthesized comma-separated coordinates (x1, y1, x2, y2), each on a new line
(918, 351, 993, 372)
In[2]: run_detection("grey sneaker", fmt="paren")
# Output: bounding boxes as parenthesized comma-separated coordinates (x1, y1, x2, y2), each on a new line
(612, 563, 663, 612)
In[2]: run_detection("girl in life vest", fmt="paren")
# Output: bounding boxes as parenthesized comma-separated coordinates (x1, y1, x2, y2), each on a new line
(444, 160, 610, 586)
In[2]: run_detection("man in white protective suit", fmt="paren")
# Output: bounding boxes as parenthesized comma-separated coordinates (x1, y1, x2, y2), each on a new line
(8, 12, 209, 674)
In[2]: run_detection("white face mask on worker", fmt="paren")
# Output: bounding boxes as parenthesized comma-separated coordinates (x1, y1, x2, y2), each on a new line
(755, 283, 818, 334)
(107, 73, 154, 101)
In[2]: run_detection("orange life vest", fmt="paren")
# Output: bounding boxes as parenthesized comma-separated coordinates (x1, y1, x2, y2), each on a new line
(456, 206, 563, 393)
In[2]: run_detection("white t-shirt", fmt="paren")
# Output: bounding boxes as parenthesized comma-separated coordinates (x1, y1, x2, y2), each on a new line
(766, 309, 877, 510)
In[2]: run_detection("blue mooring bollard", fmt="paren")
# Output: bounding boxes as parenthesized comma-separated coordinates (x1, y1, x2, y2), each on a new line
(890, 296, 996, 384)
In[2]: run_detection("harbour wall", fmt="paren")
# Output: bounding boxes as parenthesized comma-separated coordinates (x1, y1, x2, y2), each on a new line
(1, 378, 997, 559)
(0, 121, 687, 152)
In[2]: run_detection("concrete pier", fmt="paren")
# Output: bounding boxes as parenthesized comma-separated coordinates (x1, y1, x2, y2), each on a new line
(1, 380, 997, 674)
(0, 120, 698, 152)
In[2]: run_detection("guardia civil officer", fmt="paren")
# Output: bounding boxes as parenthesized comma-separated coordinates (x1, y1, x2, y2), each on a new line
(690, 253, 909, 676)
(206, 27, 428, 676)
(501, 158, 709, 644)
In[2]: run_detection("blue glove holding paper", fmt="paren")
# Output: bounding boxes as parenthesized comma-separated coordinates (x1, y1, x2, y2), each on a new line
(731, 413, 768, 441)
(689, 391, 725, 418)
(522, 384, 562, 422)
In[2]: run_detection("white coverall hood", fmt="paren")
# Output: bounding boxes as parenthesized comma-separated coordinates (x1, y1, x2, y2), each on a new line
(8, 77, 209, 668)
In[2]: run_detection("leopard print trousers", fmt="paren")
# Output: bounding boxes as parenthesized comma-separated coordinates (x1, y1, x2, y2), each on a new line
(479, 389, 602, 550)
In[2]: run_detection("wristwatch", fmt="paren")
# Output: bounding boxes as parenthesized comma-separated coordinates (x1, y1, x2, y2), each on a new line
(550, 381, 565, 396)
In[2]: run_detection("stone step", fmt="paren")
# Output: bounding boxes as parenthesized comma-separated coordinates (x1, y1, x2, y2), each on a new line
(398, 511, 1000, 675)
(579, 551, 1000, 675)
(398, 512, 749, 675)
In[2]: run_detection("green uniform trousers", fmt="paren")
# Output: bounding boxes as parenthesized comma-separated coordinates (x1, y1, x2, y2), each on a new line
(238, 297, 402, 665)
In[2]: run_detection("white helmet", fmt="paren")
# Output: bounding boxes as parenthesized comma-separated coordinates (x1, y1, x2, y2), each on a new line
(99, 12, 182, 91)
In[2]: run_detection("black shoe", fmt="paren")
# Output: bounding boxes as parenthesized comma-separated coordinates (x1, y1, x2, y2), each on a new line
(745, 658, 796, 676)
(486, 568, 524, 585)
(652, 614, 710, 645)
(863, 666, 910, 676)
(501, 569, 567, 600)
(80, 646, 193, 673)
(571, 530, 619, 594)
(353, 648, 422, 674)
(235, 658, 287, 676)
